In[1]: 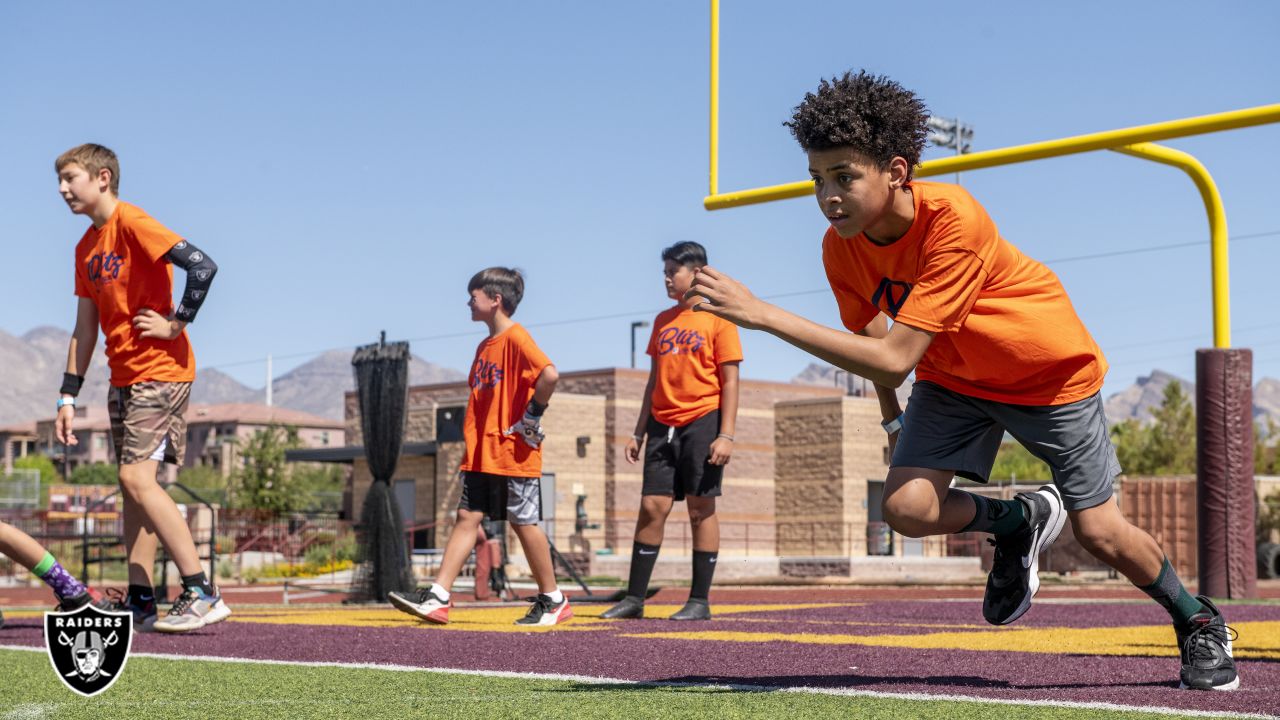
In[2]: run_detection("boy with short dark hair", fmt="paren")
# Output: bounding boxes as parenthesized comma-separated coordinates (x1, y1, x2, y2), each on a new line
(54, 143, 228, 633)
(687, 71, 1238, 691)
(602, 241, 741, 621)
(389, 267, 571, 626)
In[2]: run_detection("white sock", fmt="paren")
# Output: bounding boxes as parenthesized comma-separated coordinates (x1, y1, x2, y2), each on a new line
(431, 583, 450, 602)
(544, 589, 564, 604)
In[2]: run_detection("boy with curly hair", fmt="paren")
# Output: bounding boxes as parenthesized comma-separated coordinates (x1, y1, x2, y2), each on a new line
(687, 71, 1238, 691)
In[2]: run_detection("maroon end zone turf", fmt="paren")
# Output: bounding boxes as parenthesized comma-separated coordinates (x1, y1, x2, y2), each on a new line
(2, 593, 1276, 715)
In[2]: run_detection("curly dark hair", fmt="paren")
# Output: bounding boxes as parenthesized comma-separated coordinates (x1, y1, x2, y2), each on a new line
(785, 71, 929, 178)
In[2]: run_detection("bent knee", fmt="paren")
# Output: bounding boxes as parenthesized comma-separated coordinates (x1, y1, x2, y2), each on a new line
(881, 495, 940, 538)
(116, 465, 156, 495)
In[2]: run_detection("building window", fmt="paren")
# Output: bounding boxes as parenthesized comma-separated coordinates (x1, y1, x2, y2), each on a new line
(436, 406, 465, 443)
(321, 431, 330, 446)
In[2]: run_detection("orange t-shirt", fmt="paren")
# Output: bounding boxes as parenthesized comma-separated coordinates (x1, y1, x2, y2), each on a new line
(646, 305, 743, 427)
(459, 323, 553, 478)
(822, 181, 1105, 406)
(73, 202, 196, 387)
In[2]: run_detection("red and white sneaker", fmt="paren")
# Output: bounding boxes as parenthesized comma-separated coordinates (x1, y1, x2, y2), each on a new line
(515, 593, 573, 626)
(389, 588, 452, 624)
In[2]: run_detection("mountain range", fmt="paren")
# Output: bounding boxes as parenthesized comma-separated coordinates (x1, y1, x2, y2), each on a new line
(5, 326, 1276, 428)
(790, 363, 1280, 427)
(0, 327, 463, 424)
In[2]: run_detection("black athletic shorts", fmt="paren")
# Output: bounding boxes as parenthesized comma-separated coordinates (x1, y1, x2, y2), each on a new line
(641, 410, 723, 501)
(457, 471, 543, 525)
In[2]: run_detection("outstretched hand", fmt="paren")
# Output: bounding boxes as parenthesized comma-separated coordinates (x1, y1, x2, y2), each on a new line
(682, 265, 767, 330)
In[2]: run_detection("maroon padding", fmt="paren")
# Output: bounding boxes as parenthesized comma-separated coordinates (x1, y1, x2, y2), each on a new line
(1195, 348, 1257, 599)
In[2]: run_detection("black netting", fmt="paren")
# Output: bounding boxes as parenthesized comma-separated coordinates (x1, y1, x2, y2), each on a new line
(347, 338, 413, 602)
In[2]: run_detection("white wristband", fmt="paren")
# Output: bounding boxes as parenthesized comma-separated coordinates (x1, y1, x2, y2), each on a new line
(881, 414, 903, 435)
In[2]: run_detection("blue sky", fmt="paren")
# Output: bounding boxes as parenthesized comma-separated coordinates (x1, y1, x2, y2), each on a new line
(2, 1, 1277, 400)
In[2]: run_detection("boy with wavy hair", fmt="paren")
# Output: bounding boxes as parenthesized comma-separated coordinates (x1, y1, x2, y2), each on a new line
(55, 143, 228, 633)
(686, 71, 1237, 691)
(389, 267, 571, 626)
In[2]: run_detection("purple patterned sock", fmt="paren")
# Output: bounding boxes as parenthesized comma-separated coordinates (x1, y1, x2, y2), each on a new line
(39, 558, 87, 600)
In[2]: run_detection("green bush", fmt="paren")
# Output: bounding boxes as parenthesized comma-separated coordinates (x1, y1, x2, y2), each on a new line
(69, 463, 118, 486)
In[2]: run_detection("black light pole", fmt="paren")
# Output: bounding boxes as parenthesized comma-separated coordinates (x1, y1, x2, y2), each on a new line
(630, 321, 650, 369)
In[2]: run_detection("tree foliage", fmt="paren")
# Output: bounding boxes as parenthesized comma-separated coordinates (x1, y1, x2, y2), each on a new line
(1109, 380, 1197, 476)
(988, 442, 1051, 482)
(227, 425, 345, 513)
(1256, 418, 1280, 475)
(14, 454, 58, 485)
(69, 462, 118, 486)
(232, 424, 304, 513)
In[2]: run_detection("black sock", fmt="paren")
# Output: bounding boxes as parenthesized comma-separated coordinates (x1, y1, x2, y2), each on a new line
(127, 584, 155, 606)
(690, 550, 718, 602)
(959, 492, 1028, 536)
(180, 572, 214, 596)
(626, 542, 660, 600)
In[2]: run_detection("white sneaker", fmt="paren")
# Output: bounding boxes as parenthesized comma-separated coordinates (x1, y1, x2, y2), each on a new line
(153, 587, 232, 633)
(388, 588, 452, 624)
(515, 594, 573, 626)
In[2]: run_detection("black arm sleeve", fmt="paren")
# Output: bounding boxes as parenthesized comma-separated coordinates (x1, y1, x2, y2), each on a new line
(166, 240, 218, 323)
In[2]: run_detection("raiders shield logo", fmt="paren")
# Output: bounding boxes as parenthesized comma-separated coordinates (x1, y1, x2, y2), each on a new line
(44, 603, 132, 697)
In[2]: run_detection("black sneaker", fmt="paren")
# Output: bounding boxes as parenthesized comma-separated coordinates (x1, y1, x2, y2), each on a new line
(669, 599, 711, 621)
(1177, 596, 1239, 691)
(982, 484, 1066, 625)
(600, 595, 645, 619)
(515, 594, 573, 626)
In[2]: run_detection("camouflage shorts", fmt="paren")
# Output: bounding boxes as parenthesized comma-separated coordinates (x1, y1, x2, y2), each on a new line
(107, 381, 191, 466)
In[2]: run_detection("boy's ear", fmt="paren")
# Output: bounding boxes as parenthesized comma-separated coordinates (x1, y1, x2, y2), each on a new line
(888, 156, 910, 189)
(96, 167, 113, 192)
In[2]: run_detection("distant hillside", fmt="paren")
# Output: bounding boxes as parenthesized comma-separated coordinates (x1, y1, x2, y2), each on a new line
(0, 327, 463, 424)
(268, 349, 464, 420)
(790, 362, 1280, 427)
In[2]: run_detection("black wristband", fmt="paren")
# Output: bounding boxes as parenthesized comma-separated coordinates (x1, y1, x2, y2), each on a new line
(60, 373, 84, 397)
(527, 398, 548, 417)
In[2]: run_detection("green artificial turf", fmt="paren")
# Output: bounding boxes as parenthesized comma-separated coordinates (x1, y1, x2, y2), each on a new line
(0, 648, 1222, 720)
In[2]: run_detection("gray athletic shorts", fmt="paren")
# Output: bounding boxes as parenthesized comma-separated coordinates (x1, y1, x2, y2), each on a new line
(457, 471, 543, 526)
(892, 381, 1119, 511)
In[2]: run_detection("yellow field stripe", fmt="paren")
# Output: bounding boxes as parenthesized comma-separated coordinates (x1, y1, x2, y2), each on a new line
(625, 621, 1280, 660)
(226, 603, 851, 633)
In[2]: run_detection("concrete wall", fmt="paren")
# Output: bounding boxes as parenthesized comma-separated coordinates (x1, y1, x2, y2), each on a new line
(775, 395, 899, 557)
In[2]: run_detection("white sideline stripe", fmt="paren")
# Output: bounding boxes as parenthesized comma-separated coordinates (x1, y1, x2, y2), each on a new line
(0, 644, 1270, 719)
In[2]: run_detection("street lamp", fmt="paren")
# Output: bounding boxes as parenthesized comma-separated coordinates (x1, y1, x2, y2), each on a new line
(630, 321, 650, 369)
(926, 116, 975, 184)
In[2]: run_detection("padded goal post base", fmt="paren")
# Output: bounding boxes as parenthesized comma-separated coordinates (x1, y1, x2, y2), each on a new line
(1195, 348, 1257, 599)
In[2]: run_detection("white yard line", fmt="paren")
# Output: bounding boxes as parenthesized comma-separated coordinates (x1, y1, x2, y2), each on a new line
(0, 644, 1272, 719)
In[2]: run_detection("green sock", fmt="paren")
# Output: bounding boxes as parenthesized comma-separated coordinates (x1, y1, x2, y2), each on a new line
(1140, 557, 1205, 627)
(32, 551, 56, 577)
(960, 493, 1027, 536)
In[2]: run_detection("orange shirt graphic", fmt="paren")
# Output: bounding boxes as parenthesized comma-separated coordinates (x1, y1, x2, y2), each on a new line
(646, 306, 743, 427)
(459, 324, 552, 478)
(822, 181, 1105, 406)
(73, 202, 196, 387)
